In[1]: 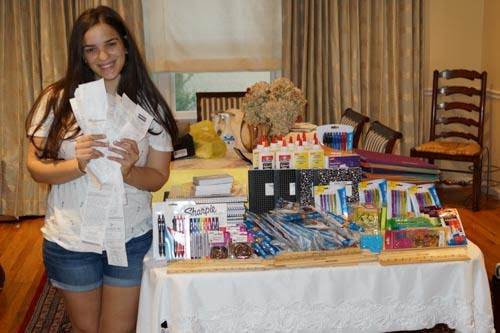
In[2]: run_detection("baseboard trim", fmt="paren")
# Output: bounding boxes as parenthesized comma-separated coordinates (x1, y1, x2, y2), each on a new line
(485, 185, 500, 199)
(487, 89, 500, 100)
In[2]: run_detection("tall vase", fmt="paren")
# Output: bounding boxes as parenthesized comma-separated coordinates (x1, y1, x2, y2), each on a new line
(240, 122, 271, 153)
(251, 124, 270, 149)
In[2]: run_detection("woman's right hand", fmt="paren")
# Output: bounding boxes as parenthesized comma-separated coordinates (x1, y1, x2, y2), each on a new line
(75, 134, 108, 172)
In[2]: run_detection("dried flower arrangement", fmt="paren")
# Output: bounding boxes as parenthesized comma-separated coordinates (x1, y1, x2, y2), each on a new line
(241, 77, 306, 136)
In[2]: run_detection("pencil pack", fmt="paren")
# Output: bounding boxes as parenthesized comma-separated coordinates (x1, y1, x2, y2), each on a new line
(313, 182, 348, 218)
(409, 183, 442, 216)
(386, 181, 413, 219)
(359, 179, 387, 207)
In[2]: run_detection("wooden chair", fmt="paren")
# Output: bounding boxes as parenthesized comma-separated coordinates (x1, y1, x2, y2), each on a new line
(410, 69, 487, 211)
(340, 108, 370, 148)
(362, 121, 403, 154)
(196, 92, 246, 122)
(0, 264, 4, 291)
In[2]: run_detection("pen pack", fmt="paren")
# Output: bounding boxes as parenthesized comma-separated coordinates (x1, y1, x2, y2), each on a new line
(152, 201, 228, 260)
(316, 124, 354, 151)
(359, 179, 387, 207)
(409, 183, 442, 215)
(386, 181, 413, 219)
(313, 182, 348, 218)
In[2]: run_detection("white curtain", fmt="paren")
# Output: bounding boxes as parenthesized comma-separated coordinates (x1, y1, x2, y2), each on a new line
(142, 0, 282, 72)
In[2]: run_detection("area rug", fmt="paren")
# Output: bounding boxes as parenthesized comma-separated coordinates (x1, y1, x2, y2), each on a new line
(18, 272, 71, 333)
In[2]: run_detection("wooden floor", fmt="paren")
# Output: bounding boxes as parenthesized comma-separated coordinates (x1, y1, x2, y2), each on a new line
(0, 190, 498, 332)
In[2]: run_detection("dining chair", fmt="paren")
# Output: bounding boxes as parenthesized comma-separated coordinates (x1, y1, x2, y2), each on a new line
(196, 91, 246, 122)
(410, 69, 487, 211)
(340, 108, 370, 148)
(362, 121, 403, 154)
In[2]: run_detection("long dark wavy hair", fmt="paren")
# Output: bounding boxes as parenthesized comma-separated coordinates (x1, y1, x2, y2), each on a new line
(26, 6, 178, 159)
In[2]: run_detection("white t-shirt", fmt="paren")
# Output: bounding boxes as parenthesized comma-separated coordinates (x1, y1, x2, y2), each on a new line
(28, 91, 173, 253)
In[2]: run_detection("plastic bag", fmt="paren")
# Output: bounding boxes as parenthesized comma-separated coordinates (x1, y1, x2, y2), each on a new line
(189, 120, 227, 158)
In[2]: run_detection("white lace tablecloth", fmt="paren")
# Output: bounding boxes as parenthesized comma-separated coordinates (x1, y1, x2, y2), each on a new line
(137, 242, 494, 333)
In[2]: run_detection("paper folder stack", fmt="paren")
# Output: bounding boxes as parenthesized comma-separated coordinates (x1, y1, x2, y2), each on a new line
(355, 149, 440, 184)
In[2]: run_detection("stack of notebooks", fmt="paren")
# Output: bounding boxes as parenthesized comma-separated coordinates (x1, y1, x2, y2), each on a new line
(355, 149, 440, 184)
(193, 174, 234, 197)
(166, 174, 247, 228)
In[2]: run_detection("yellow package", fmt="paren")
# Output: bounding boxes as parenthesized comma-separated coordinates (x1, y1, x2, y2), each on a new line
(189, 120, 227, 158)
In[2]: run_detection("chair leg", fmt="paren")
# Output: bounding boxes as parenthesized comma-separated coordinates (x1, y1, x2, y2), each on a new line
(487, 148, 491, 199)
(472, 159, 482, 211)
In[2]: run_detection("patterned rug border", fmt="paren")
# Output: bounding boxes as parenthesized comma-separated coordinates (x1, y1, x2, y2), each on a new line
(18, 272, 48, 333)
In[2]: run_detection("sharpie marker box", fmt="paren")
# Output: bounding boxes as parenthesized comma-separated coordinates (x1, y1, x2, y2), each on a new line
(152, 201, 228, 260)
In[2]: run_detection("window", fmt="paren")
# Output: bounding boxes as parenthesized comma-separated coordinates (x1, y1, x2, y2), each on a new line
(153, 71, 280, 120)
(144, 0, 282, 121)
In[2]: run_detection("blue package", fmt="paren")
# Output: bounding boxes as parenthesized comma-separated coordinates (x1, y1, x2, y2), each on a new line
(346, 131, 353, 150)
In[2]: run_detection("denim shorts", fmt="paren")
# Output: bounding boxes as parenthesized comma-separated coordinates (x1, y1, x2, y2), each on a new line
(43, 230, 152, 292)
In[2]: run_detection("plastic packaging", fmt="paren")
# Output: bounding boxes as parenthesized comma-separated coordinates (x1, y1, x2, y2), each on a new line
(386, 181, 413, 219)
(409, 183, 442, 215)
(189, 120, 226, 158)
(359, 179, 387, 207)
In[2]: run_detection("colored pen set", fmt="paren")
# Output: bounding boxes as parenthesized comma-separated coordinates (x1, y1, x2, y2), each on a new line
(189, 216, 225, 259)
(322, 132, 350, 150)
(313, 183, 349, 217)
(316, 124, 354, 151)
(414, 191, 434, 210)
(362, 188, 381, 207)
(153, 202, 232, 261)
(408, 183, 442, 216)
(172, 215, 187, 259)
(317, 193, 337, 213)
(390, 190, 407, 218)
(156, 213, 188, 260)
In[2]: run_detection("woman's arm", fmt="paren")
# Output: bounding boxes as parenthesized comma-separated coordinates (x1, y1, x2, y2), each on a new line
(121, 148, 171, 192)
(27, 135, 107, 185)
(27, 137, 84, 184)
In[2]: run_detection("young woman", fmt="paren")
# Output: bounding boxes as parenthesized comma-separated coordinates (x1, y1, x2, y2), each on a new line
(26, 6, 177, 333)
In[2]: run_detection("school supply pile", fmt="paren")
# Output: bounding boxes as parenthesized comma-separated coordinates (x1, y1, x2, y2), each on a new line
(243, 203, 359, 257)
(152, 197, 248, 261)
(251, 133, 325, 170)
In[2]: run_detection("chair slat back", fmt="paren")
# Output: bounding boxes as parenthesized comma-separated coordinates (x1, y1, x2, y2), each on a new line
(363, 121, 402, 154)
(196, 92, 246, 122)
(430, 69, 487, 146)
(340, 108, 370, 149)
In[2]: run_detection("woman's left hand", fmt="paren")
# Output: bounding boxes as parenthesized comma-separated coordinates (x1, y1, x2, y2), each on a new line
(107, 138, 139, 178)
